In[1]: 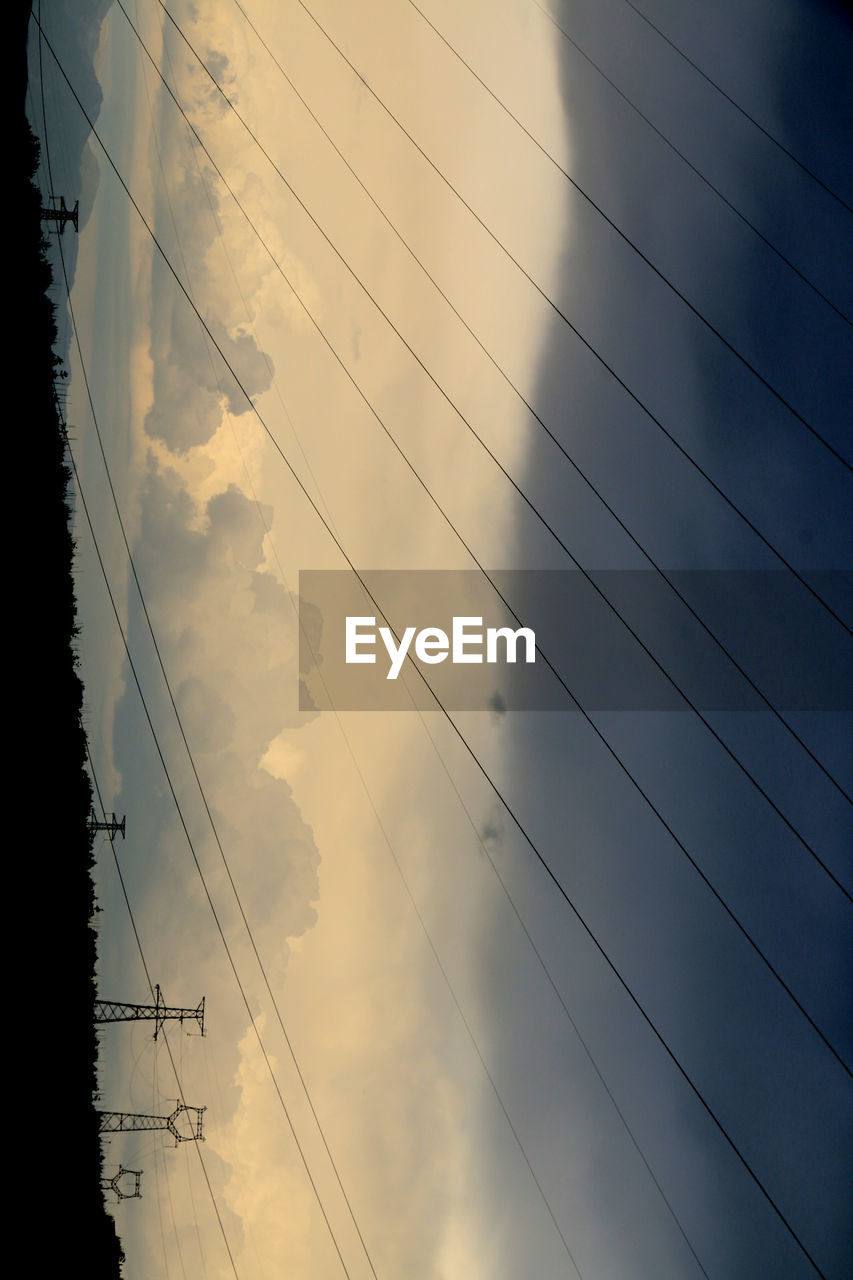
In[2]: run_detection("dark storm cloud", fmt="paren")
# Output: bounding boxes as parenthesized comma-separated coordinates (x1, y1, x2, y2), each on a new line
(471, 1, 852, 1275)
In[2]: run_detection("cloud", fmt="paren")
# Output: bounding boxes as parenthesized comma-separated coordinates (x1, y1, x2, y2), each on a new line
(206, 481, 270, 565)
(141, 150, 275, 452)
(206, 751, 320, 943)
(176, 675, 236, 753)
(143, 291, 274, 453)
(213, 1016, 353, 1279)
(137, 462, 314, 743)
(206, 316, 274, 415)
(128, 460, 320, 988)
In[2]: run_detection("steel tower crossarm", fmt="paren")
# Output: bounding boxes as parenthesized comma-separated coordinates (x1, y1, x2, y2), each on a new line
(98, 1103, 205, 1144)
(95, 985, 205, 1037)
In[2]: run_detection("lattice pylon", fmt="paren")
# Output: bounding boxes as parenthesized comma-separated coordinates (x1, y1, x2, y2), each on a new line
(101, 1166, 142, 1201)
(96, 985, 205, 1039)
(98, 1103, 205, 1146)
(88, 811, 126, 840)
(40, 195, 79, 233)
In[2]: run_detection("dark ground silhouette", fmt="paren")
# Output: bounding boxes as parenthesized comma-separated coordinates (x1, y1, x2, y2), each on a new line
(16, 3, 123, 1273)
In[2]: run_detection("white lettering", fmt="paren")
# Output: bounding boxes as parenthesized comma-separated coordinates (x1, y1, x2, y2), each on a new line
(346, 616, 377, 663)
(453, 616, 483, 663)
(344, 617, 536, 678)
(379, 625, 417, 680)
(486, 626, 536, 664)
(415, 627, 449, 663)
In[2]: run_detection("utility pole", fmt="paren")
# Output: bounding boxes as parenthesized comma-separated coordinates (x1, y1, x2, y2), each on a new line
(101, 1167, 142, 1201)
(96, 985, 205, 1039)
(88, 812, 126, 840)
(40, 195, 79, 234)
(98, 1103, 205, 1146)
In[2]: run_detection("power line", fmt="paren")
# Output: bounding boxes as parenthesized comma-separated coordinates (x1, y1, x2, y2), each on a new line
(36, 12, 241, 1272)
(151, 3, 339, 544)
(218, 2, 853, 808)
(86, 740, 240, 1280)
(290, 0, 853, 639)
(38, 155, 359, 1267)
(48, 0, 853, 1075)
(215, 1, 853, 824)
(66, 17, 378, 1279)
(133, 0, 853, 927)
(530, 0, 851, 326)
(618, 0, 853, 216)
(320, 699, 706, 1277)
(251, 423, 709, 1272)
(36, 26, 836, 1273)
(401, 0, 851, 467)
(60, 19, 585, 1270)
(45, 10, 586, 1269)
(68, 71, 375, 1280)
(66, 408, 355, 1278)
(73, 17, 709, 1262)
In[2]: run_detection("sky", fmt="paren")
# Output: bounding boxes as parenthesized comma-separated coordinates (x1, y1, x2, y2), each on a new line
(28, 1, 852, 1277)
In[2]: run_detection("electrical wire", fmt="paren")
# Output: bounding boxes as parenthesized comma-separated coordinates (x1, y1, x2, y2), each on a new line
(36, 50, 363, 1276)
(54, 17, 586, 1269)
(35, 23, 838, 1271)
(68, 16, 709, 1261)
(400, 0, 851, 467)
(42, 17, 587, 1273)
(87, 746, 240, 1280)
(289, 0, 853, 638)
(70, 404, 355, 1278)
(618, 0, 853, 215)
(36, 19, 242, 1278)
(529, 0, 851, 326)
(120, 0, 853, 1004)
(216, 0, 853, 810)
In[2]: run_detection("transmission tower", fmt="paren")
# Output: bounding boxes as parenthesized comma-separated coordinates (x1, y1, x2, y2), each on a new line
(88, 812, 126, 840)
(98, 1103, 205, 1146)
(40, 195, 79, 234)
(96, 985, 205, 1039)
(101, 1166, 142, 1201)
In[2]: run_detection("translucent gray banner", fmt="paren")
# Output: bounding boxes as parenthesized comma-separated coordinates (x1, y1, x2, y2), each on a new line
(298, 570, 852, 712)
